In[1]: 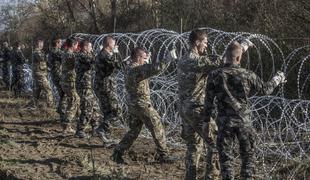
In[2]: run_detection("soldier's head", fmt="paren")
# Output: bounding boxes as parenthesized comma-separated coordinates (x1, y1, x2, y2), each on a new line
(189, 29, 208, 56)
(225, 41, 243, 64)
(102, 36, 116, 53)
(80, 40, 92, 53)
(14, 41, 22, 49)
(3, 42, 8, 47)
(52, 38, 62, 48)
(66, 38, 79, 51)
(131, 47, 149, 65)
(35, 39, 44, 50)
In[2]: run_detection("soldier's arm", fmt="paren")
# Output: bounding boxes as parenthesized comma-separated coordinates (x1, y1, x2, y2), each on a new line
(133, 61, 167, 81)
(204, 73, 217, 123)
(248, 71, 278, 95)
(193, 55, 222, 73)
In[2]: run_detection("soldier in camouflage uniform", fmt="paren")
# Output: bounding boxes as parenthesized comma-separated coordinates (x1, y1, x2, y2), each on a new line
(48, 38, 65, 119)
(94, 36, 121, 142)
(75, 40, 101, 138)
(32, 39, 54, 107)
(60, 38, 80, 133)
(177, 29, 221, 180)
(203, 41, 286, 180)
(1, 42, 11, 89)
(111, 47, 176, 164)
(11, 42, 26, 97)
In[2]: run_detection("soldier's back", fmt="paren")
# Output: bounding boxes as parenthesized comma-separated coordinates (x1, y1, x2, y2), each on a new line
(125, 63, 151, 107)
(61, 50, 76, 82)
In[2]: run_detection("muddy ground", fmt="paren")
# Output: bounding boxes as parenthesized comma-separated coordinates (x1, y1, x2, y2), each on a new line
(0, 84, 193, 180)
(1, 81, 309, 180)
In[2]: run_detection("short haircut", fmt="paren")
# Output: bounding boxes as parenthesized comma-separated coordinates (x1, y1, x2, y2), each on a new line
(35, 39, 44, 46)
(189, 29, 207, 45)
(102, 35, 115, 47)
(80, 40, 91, 50)
(66, 38, 78, 48)
(52, 38, 62, 47)
(14, 41, 22, 48)
(225, 41, 243, 62)
(131, 47, 147, 60)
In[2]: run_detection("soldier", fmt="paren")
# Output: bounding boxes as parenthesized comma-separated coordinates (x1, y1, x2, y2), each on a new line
(48, 38, 65, 120)
(1, 42, 11, 89)
(75, 40, 101, 138)
(94, 36, 121, 142)
(60, 38, 80, 133)
(177, 29, 221, 180)
(111, 47, 177, 164)
(203, 41, 286, 180)
(32, 39, 54, 107)
(11, 41, 26, 97)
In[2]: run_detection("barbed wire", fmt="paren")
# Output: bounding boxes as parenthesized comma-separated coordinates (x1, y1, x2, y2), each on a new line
(18, 28, 310, 178)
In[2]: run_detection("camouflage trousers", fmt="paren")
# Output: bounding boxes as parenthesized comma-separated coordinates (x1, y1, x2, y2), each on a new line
(180, 101, 220, 180)
(11, 65, 24, 96)
(217, 117, 256, 180)
(33, 73, 54, 106)
(61, 80, 80, 125)
(94, 77, 121, 132)
(115, 104, 168, 156)
(1, 61, 10, 88)
(51, 73, 66, 121)
(76, 87, 101, 131)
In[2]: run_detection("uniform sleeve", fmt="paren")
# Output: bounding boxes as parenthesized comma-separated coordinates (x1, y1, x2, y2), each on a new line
(192, 55, 222, 73)
(248, 71, 278, 95)
(132, 61, 167, 82)
(204, 73, 217, 123)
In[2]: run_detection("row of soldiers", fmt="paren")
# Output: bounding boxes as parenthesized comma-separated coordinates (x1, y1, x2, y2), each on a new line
(0, 41, 27, 95)
(0, 29, 286, 180)
(0, 37, 120, 142)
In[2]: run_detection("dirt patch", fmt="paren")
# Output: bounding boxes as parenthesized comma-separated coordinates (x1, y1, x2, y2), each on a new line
(0, 86, 189, 180)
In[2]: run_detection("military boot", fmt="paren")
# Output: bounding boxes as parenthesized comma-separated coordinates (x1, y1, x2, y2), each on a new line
(111, 149, 126, 164)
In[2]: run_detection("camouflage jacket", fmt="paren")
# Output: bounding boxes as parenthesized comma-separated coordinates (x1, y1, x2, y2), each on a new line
(48, 47, 63, 76)
(125, 60, 167, 107)
(32, 48, 48, 75)
(61, 50, 76, 82)
(76, 51, 95, 89)
(94, 50, 119, 81)
(11, 48, 26, 66)
(177, 50, 222, 106)
(204, 63, 279, 126)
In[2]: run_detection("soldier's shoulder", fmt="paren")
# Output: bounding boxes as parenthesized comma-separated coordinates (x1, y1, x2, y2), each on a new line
(238, 68, 256, 76)
(209, 67, 223, 77)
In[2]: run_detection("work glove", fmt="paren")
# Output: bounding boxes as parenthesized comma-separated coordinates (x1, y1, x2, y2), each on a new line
(272, 71, 287, 86)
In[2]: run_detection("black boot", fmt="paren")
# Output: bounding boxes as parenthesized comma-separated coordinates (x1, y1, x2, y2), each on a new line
(111, 149, 126, 164)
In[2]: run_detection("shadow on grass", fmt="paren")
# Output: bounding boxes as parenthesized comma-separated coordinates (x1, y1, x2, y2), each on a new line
(69, 175, 136, 180)
(0, 157, 68, 166)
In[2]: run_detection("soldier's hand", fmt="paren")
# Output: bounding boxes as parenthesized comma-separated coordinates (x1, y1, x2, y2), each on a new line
(276, 71, 287, 83)
(112, 45, 119, 54)
(167, 49, 178, 60)
(272, 71, 287, 85)
(240, 38, 254, 52)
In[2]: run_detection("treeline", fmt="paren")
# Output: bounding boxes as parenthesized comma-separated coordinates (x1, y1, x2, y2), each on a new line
(0, 0, 309, 50)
